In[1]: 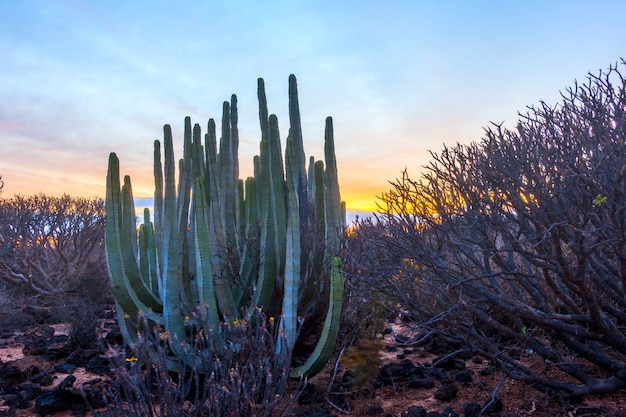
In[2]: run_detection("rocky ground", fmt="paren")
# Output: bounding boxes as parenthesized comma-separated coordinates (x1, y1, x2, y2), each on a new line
(1, 299, 625, 417)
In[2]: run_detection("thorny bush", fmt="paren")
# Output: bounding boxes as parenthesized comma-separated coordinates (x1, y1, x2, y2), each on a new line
(349, 60, 626, 397)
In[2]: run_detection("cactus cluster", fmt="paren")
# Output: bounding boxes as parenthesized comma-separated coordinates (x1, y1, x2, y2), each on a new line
(105, 75, 346, 377)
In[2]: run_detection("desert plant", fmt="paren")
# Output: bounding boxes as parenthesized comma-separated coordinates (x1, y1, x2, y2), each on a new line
(105, 75, 345, 379)
(0, 194, 106, 296)
(103, 308, 300, 417)
(351, 60, 626, 397)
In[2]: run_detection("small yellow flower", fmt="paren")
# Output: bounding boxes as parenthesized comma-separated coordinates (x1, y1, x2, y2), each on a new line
(125, 356, 138, 363)
(159, 331, 168, 341)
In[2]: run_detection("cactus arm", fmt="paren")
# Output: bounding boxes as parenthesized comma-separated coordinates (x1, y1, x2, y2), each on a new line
(281, 136, 301, 352)
(219, 101, 237, 253)
(119, 174, 161, 313)
(314, 160, 326, 234)
(192, 177, 220, 327)
(176, 118, 194, 306)
(205, 116, 237, 319)
(255, 114, 286, 311)
(105, 153, 139, 344)
(268, 114, 287, 289)
(255, 118, 277, 310)
(141, 208, 158, 291)
(307, 156, 316, 208)
(160, 126, 187, 351)
(290, 257, 343, 378)
(138, 223, 150, 290)
(105, 153, 161, 348)
(153, 139, 165, 295)
(288, 74, 308, 224)
(235, 176, 257, 308)
(323, 117, 344, 255)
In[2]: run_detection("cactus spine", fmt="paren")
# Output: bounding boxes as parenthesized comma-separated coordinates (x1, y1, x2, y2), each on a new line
(105, 75, 345, 377)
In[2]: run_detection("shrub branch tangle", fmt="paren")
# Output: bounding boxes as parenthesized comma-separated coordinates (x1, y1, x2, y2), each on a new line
(351, 61, 626, 397)
(0, 194, 106, 295)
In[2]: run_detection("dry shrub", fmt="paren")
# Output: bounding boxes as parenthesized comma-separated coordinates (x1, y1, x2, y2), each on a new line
(350, 60, 626, 398)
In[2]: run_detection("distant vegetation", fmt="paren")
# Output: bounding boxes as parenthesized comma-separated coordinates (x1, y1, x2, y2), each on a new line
(348, 60, 626, 397)
(0, 194, 107, 298)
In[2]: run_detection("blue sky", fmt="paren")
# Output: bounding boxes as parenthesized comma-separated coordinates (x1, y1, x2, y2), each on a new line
(1, 1, 625, 215)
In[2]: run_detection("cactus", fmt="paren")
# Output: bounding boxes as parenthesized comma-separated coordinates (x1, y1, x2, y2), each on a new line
(105, 75, 345, 377)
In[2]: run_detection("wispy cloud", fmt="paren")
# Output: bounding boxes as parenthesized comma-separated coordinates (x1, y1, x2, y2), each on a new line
(1, 0, 625, 210)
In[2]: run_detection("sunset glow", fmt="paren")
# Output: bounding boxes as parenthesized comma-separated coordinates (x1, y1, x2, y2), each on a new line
(1, 1, 625, 216)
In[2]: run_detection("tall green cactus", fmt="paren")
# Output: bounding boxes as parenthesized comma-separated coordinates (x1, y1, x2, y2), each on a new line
(105, 75, 345, 377)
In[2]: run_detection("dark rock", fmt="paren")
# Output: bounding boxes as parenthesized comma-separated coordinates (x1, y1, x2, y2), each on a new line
(423, 335, 456, 354)
(43, 335, 72, 360)
(66, 347, 100, 367)
(380, 360, 424, 380)
(453, 370, 473, 384)
(434, 384, 458, 402)
(441, 407, 459, 417)
(3, 392, 32, 409)
(427, 367, 451, 384)
(34, 375, 85, 416)
(54, 362, 77, 374)
(58, 374, 76, 390)
(84, 377, 103, 385)
(19, 330, 53, 355)
(407, 376, 435, 389)
(23, 325, 55, 339)
(0, 363, 22, 380)
(18, 381, 41, 399)
(426, 412, 442, 417)
(463, 402, 482, 417)
(30, 370, 54, 386)
(402, 405, 426, 417)
(85, 356, 111, 375)
(366, 405, 385, 415)
(434, 356, 465, 371)
(34, 387, 76, 415)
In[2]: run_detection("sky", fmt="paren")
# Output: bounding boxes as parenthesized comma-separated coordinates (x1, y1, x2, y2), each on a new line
(1, 1, 625, 219)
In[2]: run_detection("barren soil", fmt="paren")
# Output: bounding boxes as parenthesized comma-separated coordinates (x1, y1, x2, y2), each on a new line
(1, 300, 625, 417)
